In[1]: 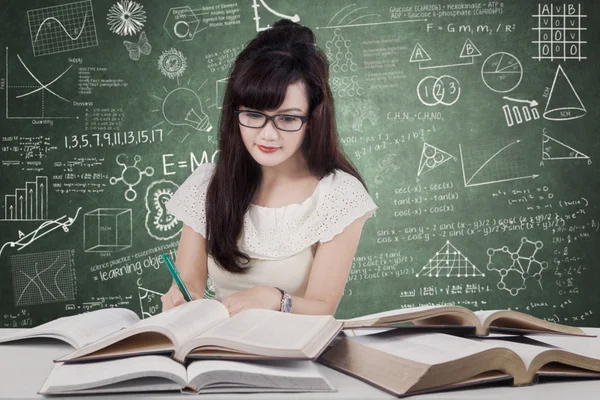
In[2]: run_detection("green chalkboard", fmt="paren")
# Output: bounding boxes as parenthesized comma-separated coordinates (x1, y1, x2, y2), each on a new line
(1, 0, 599, 328)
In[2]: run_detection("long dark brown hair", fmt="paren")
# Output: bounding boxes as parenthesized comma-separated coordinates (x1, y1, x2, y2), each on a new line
(206, 19, 367, 273)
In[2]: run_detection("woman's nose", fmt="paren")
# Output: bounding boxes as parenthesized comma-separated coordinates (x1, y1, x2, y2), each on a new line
(259, 119, 279, 140)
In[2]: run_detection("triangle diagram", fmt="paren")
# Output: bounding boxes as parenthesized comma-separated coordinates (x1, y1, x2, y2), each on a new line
(417, 143, 454, 177)
(542, 134, 589, 160)
(410, 42, 431, 62)
(543, 65, 586, 121)
(459, 38, 482, 58)
(416, 241, 485, 277)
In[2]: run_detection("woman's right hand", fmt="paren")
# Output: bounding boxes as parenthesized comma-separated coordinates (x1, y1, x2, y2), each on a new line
(161, 283, 203, 312)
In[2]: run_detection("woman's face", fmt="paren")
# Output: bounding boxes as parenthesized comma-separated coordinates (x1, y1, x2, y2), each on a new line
(238, 81, 309, 169)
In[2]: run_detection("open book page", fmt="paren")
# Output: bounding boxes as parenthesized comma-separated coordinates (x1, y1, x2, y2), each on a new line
(350, 331, 507, 365)
(470, 337, 553, 371)
(57, 300, 229, 362)
(154, 299, 229, 346)
(342, 306, 480, 330)
(39, 355, 186, 394)
(341, 306, 449, 326)
(473, 310, 585, 335)
(524, 330, 600, 359)
(187, 360, 334, 392)
(0, 308, 139, 348)
(183, 309, 339, 358)
(476, 336, 600, 379)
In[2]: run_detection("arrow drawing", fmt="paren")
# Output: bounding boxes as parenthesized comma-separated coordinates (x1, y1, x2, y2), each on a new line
(502, 96, 538, 107)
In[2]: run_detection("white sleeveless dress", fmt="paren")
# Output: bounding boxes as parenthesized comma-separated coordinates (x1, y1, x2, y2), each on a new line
(166, 162, 378, 301)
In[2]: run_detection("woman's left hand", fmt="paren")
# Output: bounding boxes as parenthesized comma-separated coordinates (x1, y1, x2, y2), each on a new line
(221, 286, 282, 316)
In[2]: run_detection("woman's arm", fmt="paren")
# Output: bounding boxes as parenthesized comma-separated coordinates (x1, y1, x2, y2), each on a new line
(291, 216, 366, 315)
(222, 216, 367, 316)
(161, 224, 208, 311)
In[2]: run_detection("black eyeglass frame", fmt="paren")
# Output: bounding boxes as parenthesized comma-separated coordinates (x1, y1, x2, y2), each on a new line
(233, 110, 310, 132)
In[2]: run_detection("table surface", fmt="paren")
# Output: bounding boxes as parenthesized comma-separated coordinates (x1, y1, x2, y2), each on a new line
(1, 329, 600, 399)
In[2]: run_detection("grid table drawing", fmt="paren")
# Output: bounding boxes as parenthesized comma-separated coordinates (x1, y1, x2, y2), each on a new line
(27, 0, 98, 57)
(532, 3, 586, 61)
(11, 250, 76, 306)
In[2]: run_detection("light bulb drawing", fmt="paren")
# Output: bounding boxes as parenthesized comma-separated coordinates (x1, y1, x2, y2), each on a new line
(151, 75, 213, 142)
(162, 87, 212, 132)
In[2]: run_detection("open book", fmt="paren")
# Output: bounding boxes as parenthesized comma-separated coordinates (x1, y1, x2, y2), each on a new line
(318, 329, 600, 397)
(40, 355, 335, 395)
(57, 299, 342, 363)
(0, 308, 139, 348)
(341, 305, 587, 336)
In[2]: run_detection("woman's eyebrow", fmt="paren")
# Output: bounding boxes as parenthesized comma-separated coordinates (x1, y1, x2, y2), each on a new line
(276, 107, 304, 113)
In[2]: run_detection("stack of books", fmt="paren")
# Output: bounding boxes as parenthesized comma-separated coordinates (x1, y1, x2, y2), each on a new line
(1, 301, 599, 397)
(0, 300, 340, 395)
(322, 305, 600, 397)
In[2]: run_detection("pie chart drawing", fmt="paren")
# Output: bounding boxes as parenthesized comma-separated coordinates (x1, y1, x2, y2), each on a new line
(481, 52, 523, 93)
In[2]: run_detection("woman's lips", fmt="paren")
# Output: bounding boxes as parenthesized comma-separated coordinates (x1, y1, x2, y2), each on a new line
(257, 145, 279, 153)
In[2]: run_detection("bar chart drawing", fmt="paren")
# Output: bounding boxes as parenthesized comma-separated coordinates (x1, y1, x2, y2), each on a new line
(502, 97, 540, 127)
(2, 176, 48, 221)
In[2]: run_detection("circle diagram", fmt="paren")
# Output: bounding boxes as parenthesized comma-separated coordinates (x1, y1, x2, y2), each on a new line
(481, 52, 523, 93)
(417, 75, 461, 106)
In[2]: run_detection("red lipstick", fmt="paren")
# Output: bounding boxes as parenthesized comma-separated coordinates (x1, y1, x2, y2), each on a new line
(257, 145, 279, 153)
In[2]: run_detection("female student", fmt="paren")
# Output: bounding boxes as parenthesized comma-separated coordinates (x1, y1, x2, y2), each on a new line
(162, 19, 377, 316)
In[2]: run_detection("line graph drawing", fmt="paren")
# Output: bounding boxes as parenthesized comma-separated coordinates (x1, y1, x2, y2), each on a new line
(542, 134, 590, 161)
(5, 47, 76, 120)
(410, 39, 481, 70)
(543, 64, 586, 121)
(11, 250, 76, 306)
(2, 176, 49, 221)
(460, 139, 538, 187)
(416, 241, 484, 278)
(0, 208, 82, 260)
(252, 0, 300, 32)
(417, 143, 455, 178)
(317, 4, 425, 29)
(27, 0, 98, 57)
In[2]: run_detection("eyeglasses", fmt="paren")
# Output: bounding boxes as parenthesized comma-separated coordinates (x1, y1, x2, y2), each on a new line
(234, 110, 309, 132)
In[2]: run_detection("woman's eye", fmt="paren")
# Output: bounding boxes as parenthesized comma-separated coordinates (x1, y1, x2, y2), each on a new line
(246, 112, 263, 119)
(279, 116, 299, 122)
